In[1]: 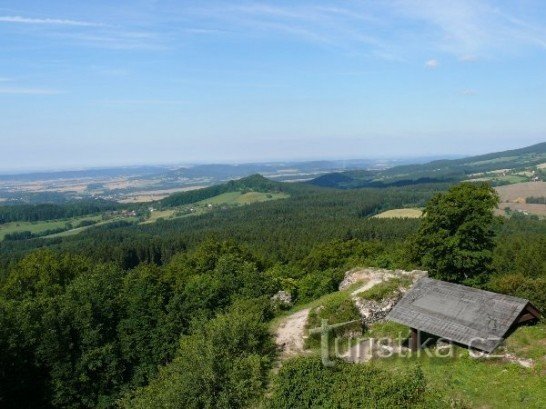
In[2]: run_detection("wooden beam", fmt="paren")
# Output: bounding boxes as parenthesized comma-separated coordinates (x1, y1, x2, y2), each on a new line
(410, 328, 419, 351)
(517, 312, 537, 323)
(525, 303, 541, 319)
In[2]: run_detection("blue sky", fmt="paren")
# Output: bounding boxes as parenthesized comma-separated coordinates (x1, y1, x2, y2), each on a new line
(1, 1, 545, 171)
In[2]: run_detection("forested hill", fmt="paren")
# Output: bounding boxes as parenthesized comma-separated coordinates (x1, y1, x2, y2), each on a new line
(311, 141, 546, 189)
(160, 174, 293, 207)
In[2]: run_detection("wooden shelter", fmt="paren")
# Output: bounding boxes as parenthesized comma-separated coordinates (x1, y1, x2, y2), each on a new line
(387, 277, 541, 353)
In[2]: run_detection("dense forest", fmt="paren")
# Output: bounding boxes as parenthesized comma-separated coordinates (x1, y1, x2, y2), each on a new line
(0, 178, 545, 408)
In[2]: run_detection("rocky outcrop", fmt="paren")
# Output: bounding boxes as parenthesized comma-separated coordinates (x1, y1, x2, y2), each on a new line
(339, 267, 427, 326)
(354, 291, 406, 325)
(339, 267, 427, 291)
(271, 290, 293, 308)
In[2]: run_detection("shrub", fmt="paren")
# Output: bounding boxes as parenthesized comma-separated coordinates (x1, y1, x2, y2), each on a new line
(488, 274, 546, 312)
(266, 356, 426, 409)
(305, 292, 362, 348)
(296, 269, 344, 303)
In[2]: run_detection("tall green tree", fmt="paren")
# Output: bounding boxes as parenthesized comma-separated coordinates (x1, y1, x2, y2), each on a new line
(413, 182, 500, 283)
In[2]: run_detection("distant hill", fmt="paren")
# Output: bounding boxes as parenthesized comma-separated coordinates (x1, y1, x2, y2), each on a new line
(0, 165, 169, 182)
(159, 174, 287, 207)
(309, 142, 546, 189)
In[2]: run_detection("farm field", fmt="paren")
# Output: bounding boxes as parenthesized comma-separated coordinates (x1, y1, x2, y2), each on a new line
(373, 208, 423, 219)
(495, 182, 546, 202)
(197, 191, 289, 205)
(495, 182, 546, 217)
(142, 191, 289, 224)
(0, 215, 102, 240)
(118, 185, 208, 203)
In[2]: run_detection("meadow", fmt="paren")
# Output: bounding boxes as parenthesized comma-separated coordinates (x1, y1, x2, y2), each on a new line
(0, 215, 102, 240)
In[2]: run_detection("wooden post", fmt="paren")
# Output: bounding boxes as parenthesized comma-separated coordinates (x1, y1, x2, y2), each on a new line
(410, 327, 419, 351)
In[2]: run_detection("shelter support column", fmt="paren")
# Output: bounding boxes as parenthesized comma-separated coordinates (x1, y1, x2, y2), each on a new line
(410, 327, 419, 351)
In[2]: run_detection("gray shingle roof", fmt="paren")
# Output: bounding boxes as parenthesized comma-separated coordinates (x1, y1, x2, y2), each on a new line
(387, 277, 531, 352)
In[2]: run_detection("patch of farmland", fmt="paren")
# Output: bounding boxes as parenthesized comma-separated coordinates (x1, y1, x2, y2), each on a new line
(497, 203, 546, 218)
(373, 208, 422, 219)
(0, 215, 102, 240)
(495, 182, 546, 202)
(197, 191, 289, 206)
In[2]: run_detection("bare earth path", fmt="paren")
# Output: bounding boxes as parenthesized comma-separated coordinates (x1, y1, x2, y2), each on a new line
(274, 308, 310, 359)
(273, 268, 427, 362)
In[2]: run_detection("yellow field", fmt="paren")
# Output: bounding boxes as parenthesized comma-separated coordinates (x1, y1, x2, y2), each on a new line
(373, 208, 423, 219)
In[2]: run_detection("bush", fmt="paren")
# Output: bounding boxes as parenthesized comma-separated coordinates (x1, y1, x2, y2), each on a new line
(266, 356, 426, 408)
(305, 292, 362, 348)
(488, 274, 546, 312)
(296, 269, 344, 303)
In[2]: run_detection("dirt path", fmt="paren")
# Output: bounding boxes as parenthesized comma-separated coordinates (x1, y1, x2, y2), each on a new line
(274, 308, 310, 359)
(351, 278, 383, 297)
(273, 268, 427, 362)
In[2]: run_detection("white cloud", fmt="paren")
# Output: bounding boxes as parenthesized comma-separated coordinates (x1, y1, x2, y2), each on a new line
(460, 88, 477, 96)
(391, 0, 546, 57)
(459, 54, 478, 62)
(0, 87, 63, 95)
(425, 59, 439, 69)
(98, 99, 188, 106)
(0, 15, 101, 27)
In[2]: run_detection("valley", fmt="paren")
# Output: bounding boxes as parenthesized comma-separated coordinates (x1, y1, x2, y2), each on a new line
(1, 143, 545, 409)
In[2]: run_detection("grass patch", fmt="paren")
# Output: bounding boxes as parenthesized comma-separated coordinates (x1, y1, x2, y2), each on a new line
(47, 216, 139, 238)
(196, 191, 288, 206)
(305, 291, 362, 349)
(358, 276, 412, 301)
(372, 324, 546, 409)
(504, 322, 546, 362)
(367, 321, 410, 340)
(142, 209, 177, 224)
(0, 215, 102, 240)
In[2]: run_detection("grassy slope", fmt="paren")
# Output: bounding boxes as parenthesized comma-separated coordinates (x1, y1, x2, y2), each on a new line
(0, 215, 102, 240)
(47, 216, 139, 238)
(198, 191, 288, 205)
(374, 323, 546, 409)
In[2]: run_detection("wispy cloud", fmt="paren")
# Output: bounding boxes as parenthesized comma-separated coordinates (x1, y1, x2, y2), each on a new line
(0, 15, 161, 50)
(460, 88, 477, 96)
(187, 1, 546, 60)
(48, 29, 165, 50)
(391, 0, 546, 57)
(0, 87, 63, 95)
(0, 15, 102, 27)
(425, 59, 439, 69)
(459, 54, 478, 62)
(98, 99, 188, 106)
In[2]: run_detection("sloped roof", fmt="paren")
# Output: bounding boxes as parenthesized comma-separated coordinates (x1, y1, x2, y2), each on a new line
(387, 277, 533, 352)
